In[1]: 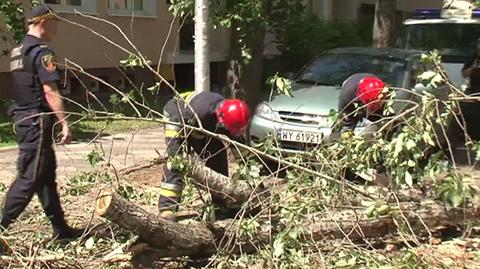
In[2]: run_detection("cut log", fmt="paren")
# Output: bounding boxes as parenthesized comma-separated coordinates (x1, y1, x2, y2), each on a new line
(96, 189, 480, 258)
(95, 190, 217, 257)
(96, 190, 271, 257)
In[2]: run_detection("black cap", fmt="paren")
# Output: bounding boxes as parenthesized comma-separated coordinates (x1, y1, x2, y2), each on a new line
(26, 5, 58, 24)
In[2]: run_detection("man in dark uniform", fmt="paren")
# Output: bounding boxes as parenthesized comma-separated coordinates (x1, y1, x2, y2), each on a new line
(0, 5, 84, 240)
(463, 68, 480, 141)
(333, 73, 390, 185)
(159, 91, 251, 220)
(336, 73, 387, 138)
(462, 38, 480, 81)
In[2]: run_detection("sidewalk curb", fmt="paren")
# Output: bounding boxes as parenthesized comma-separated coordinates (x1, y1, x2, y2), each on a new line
(0, 146, 18, 153)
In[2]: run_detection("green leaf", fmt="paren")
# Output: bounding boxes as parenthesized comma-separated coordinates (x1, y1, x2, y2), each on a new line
(335, 259, 349, 268)
(85, 237, 95, 250)
(147, 82, 160, 92)
(377, 204, 390, 215)
(347, 256, 357, 267)
(431, 73, 444, 87)
(405, 171, 413, 187)
(406, 139, 416, 150)
(418, 71, 437, 81)
(121, 94, 130, 103)
(393, 136, 403, 158)
(365, 204, 376, 217)
(249, 165, 261, 178)
(360, 200, 375, 207)
(335, 256, 356, 268)
(275, 77, 292, 97)
(450, 193, 462, 207)
(273, 239, 284, 258)
(422, 132, 435, 146)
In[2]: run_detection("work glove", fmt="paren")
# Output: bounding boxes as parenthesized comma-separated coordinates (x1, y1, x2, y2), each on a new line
(159, 210, 177, 222)
(340, 130, 353, 139)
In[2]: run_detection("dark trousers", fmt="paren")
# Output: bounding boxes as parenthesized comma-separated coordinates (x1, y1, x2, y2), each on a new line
(159, 134, 228, 210)
(1, 112, 66, 230)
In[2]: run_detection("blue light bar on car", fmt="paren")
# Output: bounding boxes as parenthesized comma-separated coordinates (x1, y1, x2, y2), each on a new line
(473, 9, 480, 18)
(415, 8, 480, 19)
(414, 9, 441, 19)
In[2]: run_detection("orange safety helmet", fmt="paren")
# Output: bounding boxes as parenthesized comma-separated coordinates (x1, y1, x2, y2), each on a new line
(356, 76, 386, 112)
(216, 99, 251, 137)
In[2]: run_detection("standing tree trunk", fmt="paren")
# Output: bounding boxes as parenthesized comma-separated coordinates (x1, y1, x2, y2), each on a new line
(372, 0, 397, 48)
(224, 1, 272, 109)
(240, 25, 266, 109)
(225, 21, 244, 99)
(194, 0, 210, 92)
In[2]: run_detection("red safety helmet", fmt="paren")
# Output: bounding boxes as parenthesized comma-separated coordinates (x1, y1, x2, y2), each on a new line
(216, 99, 251, 137)
(356, 76, 386, 112)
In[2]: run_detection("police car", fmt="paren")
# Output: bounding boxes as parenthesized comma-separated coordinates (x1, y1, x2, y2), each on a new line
(397, 6, 480, 89)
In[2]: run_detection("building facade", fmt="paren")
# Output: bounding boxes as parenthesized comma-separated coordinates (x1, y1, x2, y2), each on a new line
(312, 0, 442, 21)
(0, 0, 230, 99)
(0, 0, 444, 100)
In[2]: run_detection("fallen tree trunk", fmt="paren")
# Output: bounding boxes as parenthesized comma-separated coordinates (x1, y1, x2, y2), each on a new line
(117, 158, 265, 209)
(307, 200, 480, 241)
(96, 190, 480, 258)
(96, 190, 269, 257)
(189, 158, 266, 208)
(95, 190, 217, 257)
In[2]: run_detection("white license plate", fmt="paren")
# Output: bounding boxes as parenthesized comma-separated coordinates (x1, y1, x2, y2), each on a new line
(278, 130, 323, 144)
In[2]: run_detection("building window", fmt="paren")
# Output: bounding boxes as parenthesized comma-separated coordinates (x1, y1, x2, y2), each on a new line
(179, 17, 194, 51)
(42, 0, 97, 14)
(67, 0, 82, 6)
(108, 0, 157, 17)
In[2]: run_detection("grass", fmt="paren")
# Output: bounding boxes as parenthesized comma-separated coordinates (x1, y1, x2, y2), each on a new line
(0, 90, 169, 147)
(70, 118, 160, 141)
(0, 116, 161, 148)
(0, 116, 16, 148)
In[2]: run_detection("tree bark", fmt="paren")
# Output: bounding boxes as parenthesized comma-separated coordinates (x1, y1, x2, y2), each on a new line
(307, 200, 480, 241)
(97, 189, 480, 259)
(194, 0, 210, 93)
(224, 1, 272, 108)
(239, 25, 266, 108)
(225, 21, 243, 99)
(95, 190, 217, 257)
(372, 0, 397, 48)
(95, 191, 269, 257)
(189, 158, 267, 209)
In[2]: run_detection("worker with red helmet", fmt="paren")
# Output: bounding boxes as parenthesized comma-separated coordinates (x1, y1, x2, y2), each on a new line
(159, 91, 251, 220)
(336, 73, 387, 138)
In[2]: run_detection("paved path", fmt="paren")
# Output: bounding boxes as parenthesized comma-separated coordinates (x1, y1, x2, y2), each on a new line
(0, 127, 166, 182)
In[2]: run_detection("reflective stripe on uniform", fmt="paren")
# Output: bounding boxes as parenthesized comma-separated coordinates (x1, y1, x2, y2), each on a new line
(159, 182, 182, 197)
(165, 129, 180, 138)
(160, 182, 183, 191)
(159, 188, 180, 198)
(178, 91, 195, 101)
(176, 91, 200, 108)
(165, 123, 180, 131)
(165, 122, 181, 138)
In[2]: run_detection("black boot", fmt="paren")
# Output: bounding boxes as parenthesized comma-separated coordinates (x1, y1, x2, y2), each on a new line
(50, 215, 86, 241)
(52, 225, 86, 241)
(0, 215, 12, 232)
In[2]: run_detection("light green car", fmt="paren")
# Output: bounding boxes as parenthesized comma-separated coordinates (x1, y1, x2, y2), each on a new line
(248, 47, 429, 153)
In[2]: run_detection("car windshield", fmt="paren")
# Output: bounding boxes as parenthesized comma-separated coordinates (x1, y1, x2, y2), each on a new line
(404, 24, 480, 56)
(295, 53, 408, 88)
